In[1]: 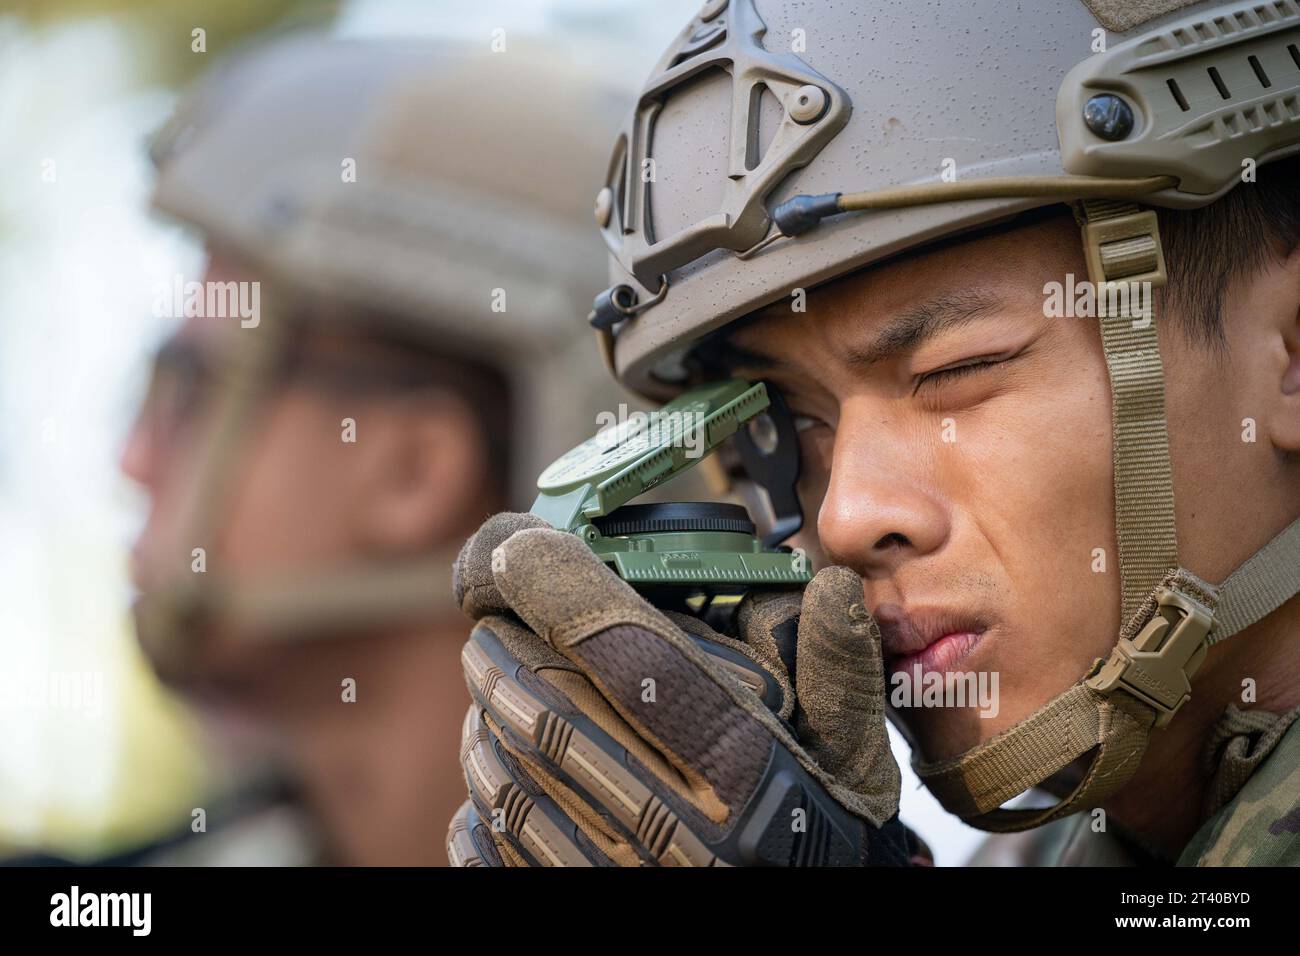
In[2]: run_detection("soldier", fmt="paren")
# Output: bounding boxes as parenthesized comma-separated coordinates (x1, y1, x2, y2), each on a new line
(449, 0, 1300, 866)
(117, 35, 625, 864)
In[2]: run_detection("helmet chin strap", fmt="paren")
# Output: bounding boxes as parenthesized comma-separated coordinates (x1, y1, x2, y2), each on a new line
(134, 552, 465, 679)
(912, 200, 1300, 832)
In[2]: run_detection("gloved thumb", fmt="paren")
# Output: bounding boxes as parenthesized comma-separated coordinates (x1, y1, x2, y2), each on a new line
(795, 566, 900, 823)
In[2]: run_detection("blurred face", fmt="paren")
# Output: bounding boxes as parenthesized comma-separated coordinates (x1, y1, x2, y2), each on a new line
(124, 318, 356, 600)
(121, 256, 488, 697)
(725, 213, 1298, 762)
(123, 318, 371, 701)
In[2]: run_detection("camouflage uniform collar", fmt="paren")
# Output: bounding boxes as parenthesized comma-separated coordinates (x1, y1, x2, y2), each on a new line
(1178, 704, 1300, 866)
(1200, 704, 1300, 819)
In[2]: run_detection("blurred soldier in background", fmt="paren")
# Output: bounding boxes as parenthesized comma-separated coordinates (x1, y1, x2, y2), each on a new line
(114, 34, 625, 864)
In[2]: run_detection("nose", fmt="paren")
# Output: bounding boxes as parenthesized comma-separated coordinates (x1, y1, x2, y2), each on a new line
(816, 405, 950, 579)
(119, 408, 156, 489)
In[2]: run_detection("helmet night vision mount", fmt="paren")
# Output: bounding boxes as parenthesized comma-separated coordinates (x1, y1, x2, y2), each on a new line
(530, 379, 811, 614)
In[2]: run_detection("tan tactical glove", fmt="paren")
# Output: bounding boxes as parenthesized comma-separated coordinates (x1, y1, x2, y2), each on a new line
(445, 512, 916, 867)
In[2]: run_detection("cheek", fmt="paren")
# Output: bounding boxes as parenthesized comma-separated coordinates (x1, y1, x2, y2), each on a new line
(965, 388, 1112, 554)
(962, 359, 1121, 683)
(221, 394, 359, 571)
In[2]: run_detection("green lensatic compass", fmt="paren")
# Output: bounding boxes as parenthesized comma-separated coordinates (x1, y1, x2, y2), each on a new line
(530, 379, 812, 616)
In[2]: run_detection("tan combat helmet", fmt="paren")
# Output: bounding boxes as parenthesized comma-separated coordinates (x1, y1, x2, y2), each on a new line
(590, 0, 1300, 830)
(139, 36, 626, 659)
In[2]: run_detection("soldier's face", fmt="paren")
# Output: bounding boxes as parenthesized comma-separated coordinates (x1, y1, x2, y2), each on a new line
(121, 258, 404, 695)
(122, 252, 493, 699)
(122, 258, 358, 600)
(727, 212, 1296, 762)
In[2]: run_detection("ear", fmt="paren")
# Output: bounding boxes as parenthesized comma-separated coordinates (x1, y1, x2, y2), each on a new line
(1270, 243, 1300, 453)
(348, 389, 494, 555)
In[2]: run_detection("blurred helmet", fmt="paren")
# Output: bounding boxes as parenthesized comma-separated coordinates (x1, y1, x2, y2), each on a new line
(138, 35, 631, 658)
(151, 34, 627, 505)
(588, 0, 1300, 831)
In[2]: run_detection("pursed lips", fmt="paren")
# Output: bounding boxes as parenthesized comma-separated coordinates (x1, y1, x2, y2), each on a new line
(872, 603, 989, 674)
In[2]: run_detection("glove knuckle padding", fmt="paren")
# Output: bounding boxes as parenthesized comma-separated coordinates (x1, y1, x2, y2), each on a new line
(446, 800, 497, 867)
(481, 709, 638, 867)
(460, 698, 613, 866)
(462, 623, 730, 863)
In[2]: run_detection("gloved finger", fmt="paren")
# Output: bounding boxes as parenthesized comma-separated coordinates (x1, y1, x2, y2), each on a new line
(733, 589, 805, 719)
(452, 708, 536, 868)
(458, 703, 613, 866)
(446, 799, 499, 867)
(462, 621, 725, 865)
(451, 511, 551, 620)
(794, 566, 900, 826)
(490, 527, 777, 823)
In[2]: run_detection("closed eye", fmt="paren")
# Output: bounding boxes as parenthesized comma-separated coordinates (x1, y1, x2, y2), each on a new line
(914, 354, 1013, 394)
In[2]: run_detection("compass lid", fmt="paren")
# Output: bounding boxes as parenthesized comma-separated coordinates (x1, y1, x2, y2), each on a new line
(531, 379, 768, 532)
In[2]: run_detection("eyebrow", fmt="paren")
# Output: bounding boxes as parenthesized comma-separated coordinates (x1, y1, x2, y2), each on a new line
(718, 289, 1006, 374)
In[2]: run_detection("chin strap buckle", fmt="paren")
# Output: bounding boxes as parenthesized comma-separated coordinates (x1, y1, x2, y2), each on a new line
(1086, 585, 1214, 727)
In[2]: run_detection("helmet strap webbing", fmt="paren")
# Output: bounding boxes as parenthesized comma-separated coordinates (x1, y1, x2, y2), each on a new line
(1082, 198, 1177, 622)
(137, 551, 464, 656)
(915, 199, 1300, 832)
(1207, 513, 1300, 644)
